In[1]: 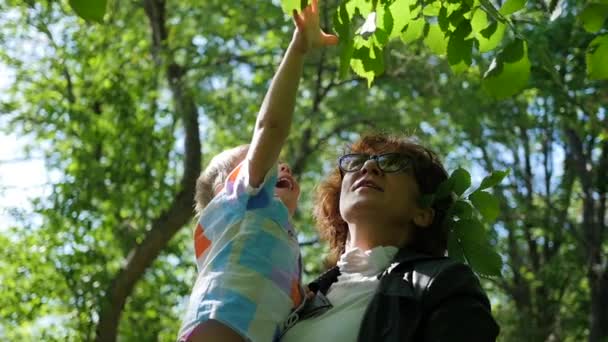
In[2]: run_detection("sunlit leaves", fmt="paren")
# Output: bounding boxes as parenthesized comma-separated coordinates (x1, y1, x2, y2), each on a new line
(346, 0, 373, 17)
(586, 34, 608, 80)
(277, 0, 528, 87)
(69, 0, 107, 22)
(388, 0, 411, 39)
(350, 39, 385, 86)
(424, 23, 449, 55)
(580, 3, 608, 33)
(334, 2, 355, 78)
(401, 17, 425, 43)
(499, 0, 526, 16)
(471, 9, 505, 52)
(482, 39, 531, 99)
(281, 0, 306, 14)
(423, 0, 443, 16)
(447, 20, 474, 73)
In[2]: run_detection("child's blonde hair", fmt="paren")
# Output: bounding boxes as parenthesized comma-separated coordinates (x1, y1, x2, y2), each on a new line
(195, 144, 249, 214)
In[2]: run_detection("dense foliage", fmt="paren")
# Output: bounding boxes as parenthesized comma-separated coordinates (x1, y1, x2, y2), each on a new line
(1, 0, 606, 341)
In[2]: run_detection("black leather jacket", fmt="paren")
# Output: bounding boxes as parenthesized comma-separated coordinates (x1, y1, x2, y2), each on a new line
(282, 248, 499, 341)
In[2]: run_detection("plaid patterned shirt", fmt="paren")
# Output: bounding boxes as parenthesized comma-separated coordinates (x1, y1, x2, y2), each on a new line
(178, 161, 302, 342)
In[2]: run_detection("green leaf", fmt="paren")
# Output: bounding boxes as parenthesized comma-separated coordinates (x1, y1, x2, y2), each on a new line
(334, 3, 354, 78)
(453, 200, 474, 219)
(471, 7, 489, 32)
(347, 0, 374, 17)
(401, 18, 425, 43)
(587, 34, 608, 80)
(453, 219, 501, 276)
(374, 28, 390, 45)
(447, 20, 473, 72)
(350, 43, 384, 87)
(69, 0, 107, 22)
(469, 191, 500, 222)
(478, 21, 506, 52)
(499, 0, 526, 16)
(448, 7, 468, 28)
(424, 23, 448, 55)
(280, 0, 299, 14)
(447, 232, 466, 263)
(377, 5, 394, 41)
(339, 41, 356, 79)
(438, 6, 449, 32)
(460, 238, 502, 276)
(423, 0, 443, 16)
(479, 169, 510, 190)
(389, 0, 413, 38)
(482, 39, 530, 99)
(478, 0, 504, 23)
(454, 218, 487, 244)
(472, 9, 506, 52)
(450, 168, 471, 196)
(580, 3, 608, 33)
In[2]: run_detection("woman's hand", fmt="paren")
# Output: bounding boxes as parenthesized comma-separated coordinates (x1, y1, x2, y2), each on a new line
(291, 0, 339, 54)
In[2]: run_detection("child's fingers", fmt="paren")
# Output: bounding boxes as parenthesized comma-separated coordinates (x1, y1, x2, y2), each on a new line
(311, 0, 318, 14)
(292, 10, 304, 28)
(321, 32, 339, 46)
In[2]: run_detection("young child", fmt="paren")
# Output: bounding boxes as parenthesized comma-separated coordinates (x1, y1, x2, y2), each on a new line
(177, 1, 338, 341)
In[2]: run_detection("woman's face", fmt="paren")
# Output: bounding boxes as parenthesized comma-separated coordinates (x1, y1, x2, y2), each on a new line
(338, 153, 422, 228)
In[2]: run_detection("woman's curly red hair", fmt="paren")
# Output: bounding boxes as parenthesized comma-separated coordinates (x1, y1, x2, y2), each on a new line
(314, 133, 453, 265)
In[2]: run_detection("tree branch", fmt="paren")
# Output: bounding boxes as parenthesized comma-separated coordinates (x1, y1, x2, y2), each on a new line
(518, 124, 541, 271)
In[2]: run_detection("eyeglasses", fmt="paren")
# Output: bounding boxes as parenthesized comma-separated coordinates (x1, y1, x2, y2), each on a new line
(338, 153, 413, 173)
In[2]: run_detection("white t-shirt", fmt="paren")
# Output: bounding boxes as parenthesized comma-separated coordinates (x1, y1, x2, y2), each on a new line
(281, 245, 398, 342)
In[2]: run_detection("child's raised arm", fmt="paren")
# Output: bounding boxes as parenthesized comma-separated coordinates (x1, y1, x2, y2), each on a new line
(246, 0, 338, 187)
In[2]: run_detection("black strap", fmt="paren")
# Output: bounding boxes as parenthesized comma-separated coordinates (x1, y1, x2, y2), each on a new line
(307, 266, 341, 295)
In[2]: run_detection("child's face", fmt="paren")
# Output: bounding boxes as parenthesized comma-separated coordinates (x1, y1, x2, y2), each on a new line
(275, 163, 300, 217)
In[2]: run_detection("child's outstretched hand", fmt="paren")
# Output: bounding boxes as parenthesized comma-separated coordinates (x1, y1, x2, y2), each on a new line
(292, 0, 339, 54)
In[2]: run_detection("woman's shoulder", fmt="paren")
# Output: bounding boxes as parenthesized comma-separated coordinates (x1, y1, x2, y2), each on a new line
(408, 256, 489, 309)
(388, 251, 484, 302)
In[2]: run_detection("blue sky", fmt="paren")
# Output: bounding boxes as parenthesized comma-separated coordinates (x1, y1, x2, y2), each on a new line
(0, 63, 48, 228)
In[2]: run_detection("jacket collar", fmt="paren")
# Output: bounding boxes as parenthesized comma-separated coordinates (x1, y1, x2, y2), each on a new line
(393, 248, 439, 264)
(387, 248, 447, 275)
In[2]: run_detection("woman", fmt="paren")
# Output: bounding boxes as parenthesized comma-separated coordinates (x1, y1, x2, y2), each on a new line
(280, 133, 499, 341)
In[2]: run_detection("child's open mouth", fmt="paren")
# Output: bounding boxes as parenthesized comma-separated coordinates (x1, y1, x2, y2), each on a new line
(276, 177, 293, 190)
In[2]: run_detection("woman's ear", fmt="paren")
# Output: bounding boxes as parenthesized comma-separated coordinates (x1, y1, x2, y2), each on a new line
(413, 207, 435, 228)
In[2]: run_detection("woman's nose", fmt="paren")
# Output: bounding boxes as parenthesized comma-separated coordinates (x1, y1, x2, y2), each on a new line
(279, 163, 292, 175)
(360, 159, 381, 175)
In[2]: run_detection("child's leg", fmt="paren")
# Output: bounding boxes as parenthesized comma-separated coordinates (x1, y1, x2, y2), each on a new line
(188, 319, 245, 342)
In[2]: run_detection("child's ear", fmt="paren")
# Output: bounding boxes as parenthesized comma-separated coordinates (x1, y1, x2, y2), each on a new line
(213, 183, 224, 195)
(413, 207, 435, 228)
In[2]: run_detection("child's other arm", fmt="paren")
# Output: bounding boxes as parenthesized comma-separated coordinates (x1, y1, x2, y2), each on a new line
(246, 0, 338, 187)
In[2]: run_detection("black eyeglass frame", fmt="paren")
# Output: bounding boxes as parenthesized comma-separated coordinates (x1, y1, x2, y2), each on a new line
(338, 153, 413, 173)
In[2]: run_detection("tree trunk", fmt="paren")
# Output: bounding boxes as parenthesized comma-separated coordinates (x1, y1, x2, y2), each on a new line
(589, 270, 608, 341)
(94, 0, 202, 340)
